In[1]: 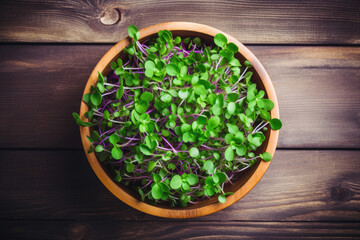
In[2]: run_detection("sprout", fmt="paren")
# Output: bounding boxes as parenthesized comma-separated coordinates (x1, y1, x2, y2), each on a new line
(73, 25, 282, 207)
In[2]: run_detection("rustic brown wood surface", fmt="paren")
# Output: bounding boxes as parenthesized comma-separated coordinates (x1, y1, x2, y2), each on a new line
(0, 0, 359, 44)
(0, 46, 359, 149)
(1, 221, 360, 240)
(0, 150, 359, 221)
(0, 0, 359, 238)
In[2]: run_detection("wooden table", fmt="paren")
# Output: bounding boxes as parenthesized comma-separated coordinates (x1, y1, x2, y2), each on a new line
(0, 0, 359, 239)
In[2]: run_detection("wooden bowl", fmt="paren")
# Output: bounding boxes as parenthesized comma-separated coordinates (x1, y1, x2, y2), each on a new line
(79, 22, 280, 218)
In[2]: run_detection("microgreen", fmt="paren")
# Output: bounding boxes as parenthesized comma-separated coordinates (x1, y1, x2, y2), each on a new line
(73, 25, 282, 207)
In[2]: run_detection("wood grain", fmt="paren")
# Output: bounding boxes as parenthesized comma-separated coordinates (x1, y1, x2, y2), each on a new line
(0, 0, 359, 44)
(0, 45, 359, 149)
(0, 150, 359, 221)
(1, 220, 360, 240)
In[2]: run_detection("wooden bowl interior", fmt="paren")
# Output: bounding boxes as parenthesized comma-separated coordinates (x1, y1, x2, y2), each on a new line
(98, 29, 269, 210)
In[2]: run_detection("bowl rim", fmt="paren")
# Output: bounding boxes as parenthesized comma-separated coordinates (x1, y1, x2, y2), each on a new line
(79, 22, 279, 219)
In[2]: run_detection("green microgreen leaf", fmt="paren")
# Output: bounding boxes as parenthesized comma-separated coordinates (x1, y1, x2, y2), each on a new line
(95, 145, 104, 152)
(208, 116, 220, 129)
(72, 113, 92, 127)
(214, 33, 227, 48)
(225, 147, 234, 161)
(260, 152, 272, 162)
(203, 160, 214, 175)
(194, 85, 207, 96)
(218, 194, 226, 203)
(244, 60, 252, 68)
(215, 172, 227, 183)
(228, 43, 239, 53)
(186, 174, 199, 185)
(135, 100, 149, 114)
(160, 93, 172, 103)
(128, 25, 140, 41)
(111, 147, 123, 160)
(189, 147, 199, 158)
(166, 64, 180, 76)
(270, 118, 282, 130)
(261, 99, 274, 111)
(227, 93, 239, 102)
(151, 183, 163, 199)
(90, 91, 102, 106)
(140, 144, 153, 156)
(114, 170, 122, 182)
(170, 175, 182, 190)
(147, 161, 156, 171)
(179, 89, 189, 99)
(227, 102, 236, 115)
(140, 92, 154, 102)
(236, 146, 247, 156)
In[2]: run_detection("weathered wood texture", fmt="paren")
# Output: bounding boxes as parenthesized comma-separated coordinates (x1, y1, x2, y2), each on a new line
(0, 150, 359, 221)
(1, 221, 360, 240)
(0, 0, 359, 44)
(0, 45, 359, 149)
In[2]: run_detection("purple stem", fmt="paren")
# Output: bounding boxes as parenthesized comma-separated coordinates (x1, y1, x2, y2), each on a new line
(100, 126, 120, 138)
(161, 137, 178, 153)
(124, 136, 140, 141)
(168, 130, 177, 137)
(175, 141, 183, 150)
(102, 89, 117, 97)
(124, 101, 134, 108)
(159, 115, 169, 128)
(200, 144, 225, 151)
(141, 179, 153, 190)
(98, 134, 110, 146)
(123, 175, 152, 180)
(209, 136, 225, 141)
(100, 100, 113, 111)
(98, 118, 103, 136)
(123, 59, 131, 67)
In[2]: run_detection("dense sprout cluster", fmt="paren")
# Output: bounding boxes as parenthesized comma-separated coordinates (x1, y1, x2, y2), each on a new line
(73, 25, 282, 207)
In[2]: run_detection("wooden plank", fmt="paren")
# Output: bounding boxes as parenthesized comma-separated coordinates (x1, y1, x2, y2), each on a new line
(0, 0, 358, 44)
(0, 150, 359, 221)
(0, 45, 359, 149)
(1, 221, 360, 239)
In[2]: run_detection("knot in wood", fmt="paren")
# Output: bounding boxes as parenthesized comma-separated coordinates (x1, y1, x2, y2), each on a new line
(100, 8, 120, 25)
(329, 184, 351, 203)
(67, 222, 89, 240)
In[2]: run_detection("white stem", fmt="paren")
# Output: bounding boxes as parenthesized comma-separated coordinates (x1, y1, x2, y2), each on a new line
(157, 87, 168, 92)
(194, 159, 201, 169)
(124, 67, 144, 70)
(104, 83, 119, 87)
(225, 67, 231, 75)
(108, 119, 126, 124)
(215, 57, 223, 70)
(234, 156, 260, 162)
(136, 41, 148, 57)
(118, 139, 134, 147)
(252, 122, 269, 134)
(237, 165, 251, 172)
(124, 86, 143, 89)
(235, 96, 246, 103)
(231, 67, 248, 91)
(178, 98, 185, 108)
(252, 121, 265, 133)
(101, 91, 116, 97)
